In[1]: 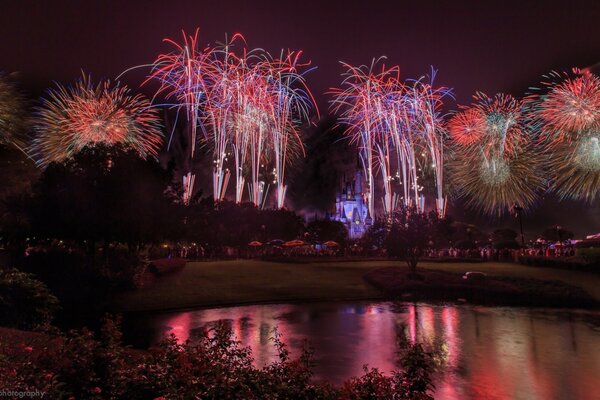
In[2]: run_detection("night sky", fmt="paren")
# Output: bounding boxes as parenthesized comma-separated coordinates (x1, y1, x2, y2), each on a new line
(2, 0, 599, 235)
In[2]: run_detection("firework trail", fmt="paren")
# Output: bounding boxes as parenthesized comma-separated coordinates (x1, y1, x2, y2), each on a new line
(405, 70, 452, 217)
(265, 50, 316, 208)
(387, 88, 421, 212)
(0, 73, 29, 153)
(245, 68, 271, 207)
(448, 92, 542, 215)
(330, 59, 397, 218)
(146, 30, 316, 207)
(528, 69, 600, 202)
(206, 35, 244, 202)
(147, 29, 214, 204)
(32, 75, 163, 167)
(332, 61, 451, 217)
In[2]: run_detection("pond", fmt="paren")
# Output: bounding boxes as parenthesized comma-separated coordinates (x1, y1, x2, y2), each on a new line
(122, 302, 600, 400)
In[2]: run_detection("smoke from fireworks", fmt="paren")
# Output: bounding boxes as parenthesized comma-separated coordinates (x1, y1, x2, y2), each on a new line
(448, 93, 543, 215)
(528, 69, 600, 202)
(0, 73, 29, 152)
(32, 76, 163, 167)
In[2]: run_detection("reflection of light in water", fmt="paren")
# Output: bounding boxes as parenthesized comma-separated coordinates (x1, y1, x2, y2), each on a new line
(419, 305, 435, 343)
(441, 307, 460, 366)
(408, 304, 417, 342)
(153, 303, 600, 399)
(165, 312, 191, 342)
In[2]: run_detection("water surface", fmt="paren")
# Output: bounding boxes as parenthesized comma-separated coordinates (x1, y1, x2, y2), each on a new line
(123, 302, 600, 400)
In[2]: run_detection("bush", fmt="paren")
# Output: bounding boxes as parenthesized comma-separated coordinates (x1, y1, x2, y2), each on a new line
(0, 268, 59, 329)
(493, 240, 520, 250)
(517, 255, 597, 271)
(98, 248, 146, 290)
(0, 317, 436, 399)
(577, 248, 600, 266)
(455, 240, 477, 250)
(20, 249, 111, 315)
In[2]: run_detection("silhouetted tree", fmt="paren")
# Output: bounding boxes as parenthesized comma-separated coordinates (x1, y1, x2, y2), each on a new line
(306, 219, 348, 245)
(385, 206, 443, 274)
(491, 228, 520, 249)
(541, 225, 574, 242)
(30, 145, 174, 261)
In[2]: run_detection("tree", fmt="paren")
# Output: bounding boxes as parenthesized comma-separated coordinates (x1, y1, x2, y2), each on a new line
(491, 228, 520, 249)
(385, 207, 442, 274)
(541, 225, 574, 242)
(30, 144, 174, 261)
(306, 219, 348, 245)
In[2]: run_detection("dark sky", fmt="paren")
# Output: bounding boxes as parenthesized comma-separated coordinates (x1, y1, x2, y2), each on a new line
(3, 0, 600, 106)
(2, 0, 599, 235)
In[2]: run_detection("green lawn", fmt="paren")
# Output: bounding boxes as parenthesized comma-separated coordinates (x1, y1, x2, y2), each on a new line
(111, 259, 600, 312)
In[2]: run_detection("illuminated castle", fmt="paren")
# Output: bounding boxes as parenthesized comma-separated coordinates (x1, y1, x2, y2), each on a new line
(334, 169, 372, 239)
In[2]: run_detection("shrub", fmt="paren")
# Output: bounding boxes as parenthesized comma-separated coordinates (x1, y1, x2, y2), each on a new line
(0, 268, 60, 329)
(577, 248, 600, 266)
(20, 248, 111, 315)
(98, 249, 146, 290)
(455, 240, 477, 250)
(0, 317, 436, 399)
(517, 255, 597, 271)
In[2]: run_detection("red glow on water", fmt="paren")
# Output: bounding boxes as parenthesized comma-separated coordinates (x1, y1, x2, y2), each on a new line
(157, 303, 600, 399)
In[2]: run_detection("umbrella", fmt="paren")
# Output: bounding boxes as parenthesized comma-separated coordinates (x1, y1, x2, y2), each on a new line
(248, 241, 263, 247)
(283, 239, 306, 247)
(324, 241, 340, 247)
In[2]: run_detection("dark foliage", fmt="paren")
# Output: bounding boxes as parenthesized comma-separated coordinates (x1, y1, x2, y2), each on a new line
(540, 225, 575, 242)
(384, 207, 444, 273)
(0, 318, 436, 399)
(491, 228, 520, 249)
(306, 219, 348, 245)
(182, 199, 306, 247)
(29, 145, 175, 257)
(0, 268, 59, 329)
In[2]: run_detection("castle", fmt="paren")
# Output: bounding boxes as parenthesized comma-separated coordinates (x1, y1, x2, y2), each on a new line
(333, 169, 372, 239)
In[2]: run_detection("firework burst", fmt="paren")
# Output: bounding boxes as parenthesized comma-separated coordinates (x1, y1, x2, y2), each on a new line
(331, 61, 451, 217)
(448, 92, 543, 215)
(450, 146, 543, 216)
(146, 30, 316, 207)
(528, 69, 600, 202)
(32, 76, 163, 166)
(330, 59, 401, 218)
(146, 29, 214, 204)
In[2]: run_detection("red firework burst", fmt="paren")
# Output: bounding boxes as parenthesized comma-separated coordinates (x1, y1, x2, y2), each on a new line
(32, 76, 163, 166)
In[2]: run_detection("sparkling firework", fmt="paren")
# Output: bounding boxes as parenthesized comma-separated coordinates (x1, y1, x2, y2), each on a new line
(450, 146, 543, 216)
(331, 61, 451, 217)
(263, 51, 315, 208)
(147, 29, 214, 204)
(404, 71, 452, 216)
(448, 93, 543, 215)
(0, 73, 28, 151)
(147, 30, 315, 207)
(528, 69, 600, 202)
(32, 76, 163, 167)
(330, 59, 399, 218)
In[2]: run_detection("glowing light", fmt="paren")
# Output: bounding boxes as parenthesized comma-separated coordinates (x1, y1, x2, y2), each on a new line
(528, 69, 600, 202)
(32, 75, 163, 166)
(449, 92, 543, 215)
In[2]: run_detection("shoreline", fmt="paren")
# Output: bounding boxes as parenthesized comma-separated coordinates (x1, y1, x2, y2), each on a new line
(110, 259, 600, 314)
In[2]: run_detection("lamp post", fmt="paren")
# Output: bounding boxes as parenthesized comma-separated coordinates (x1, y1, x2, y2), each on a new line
(512, 204, 525, 247)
